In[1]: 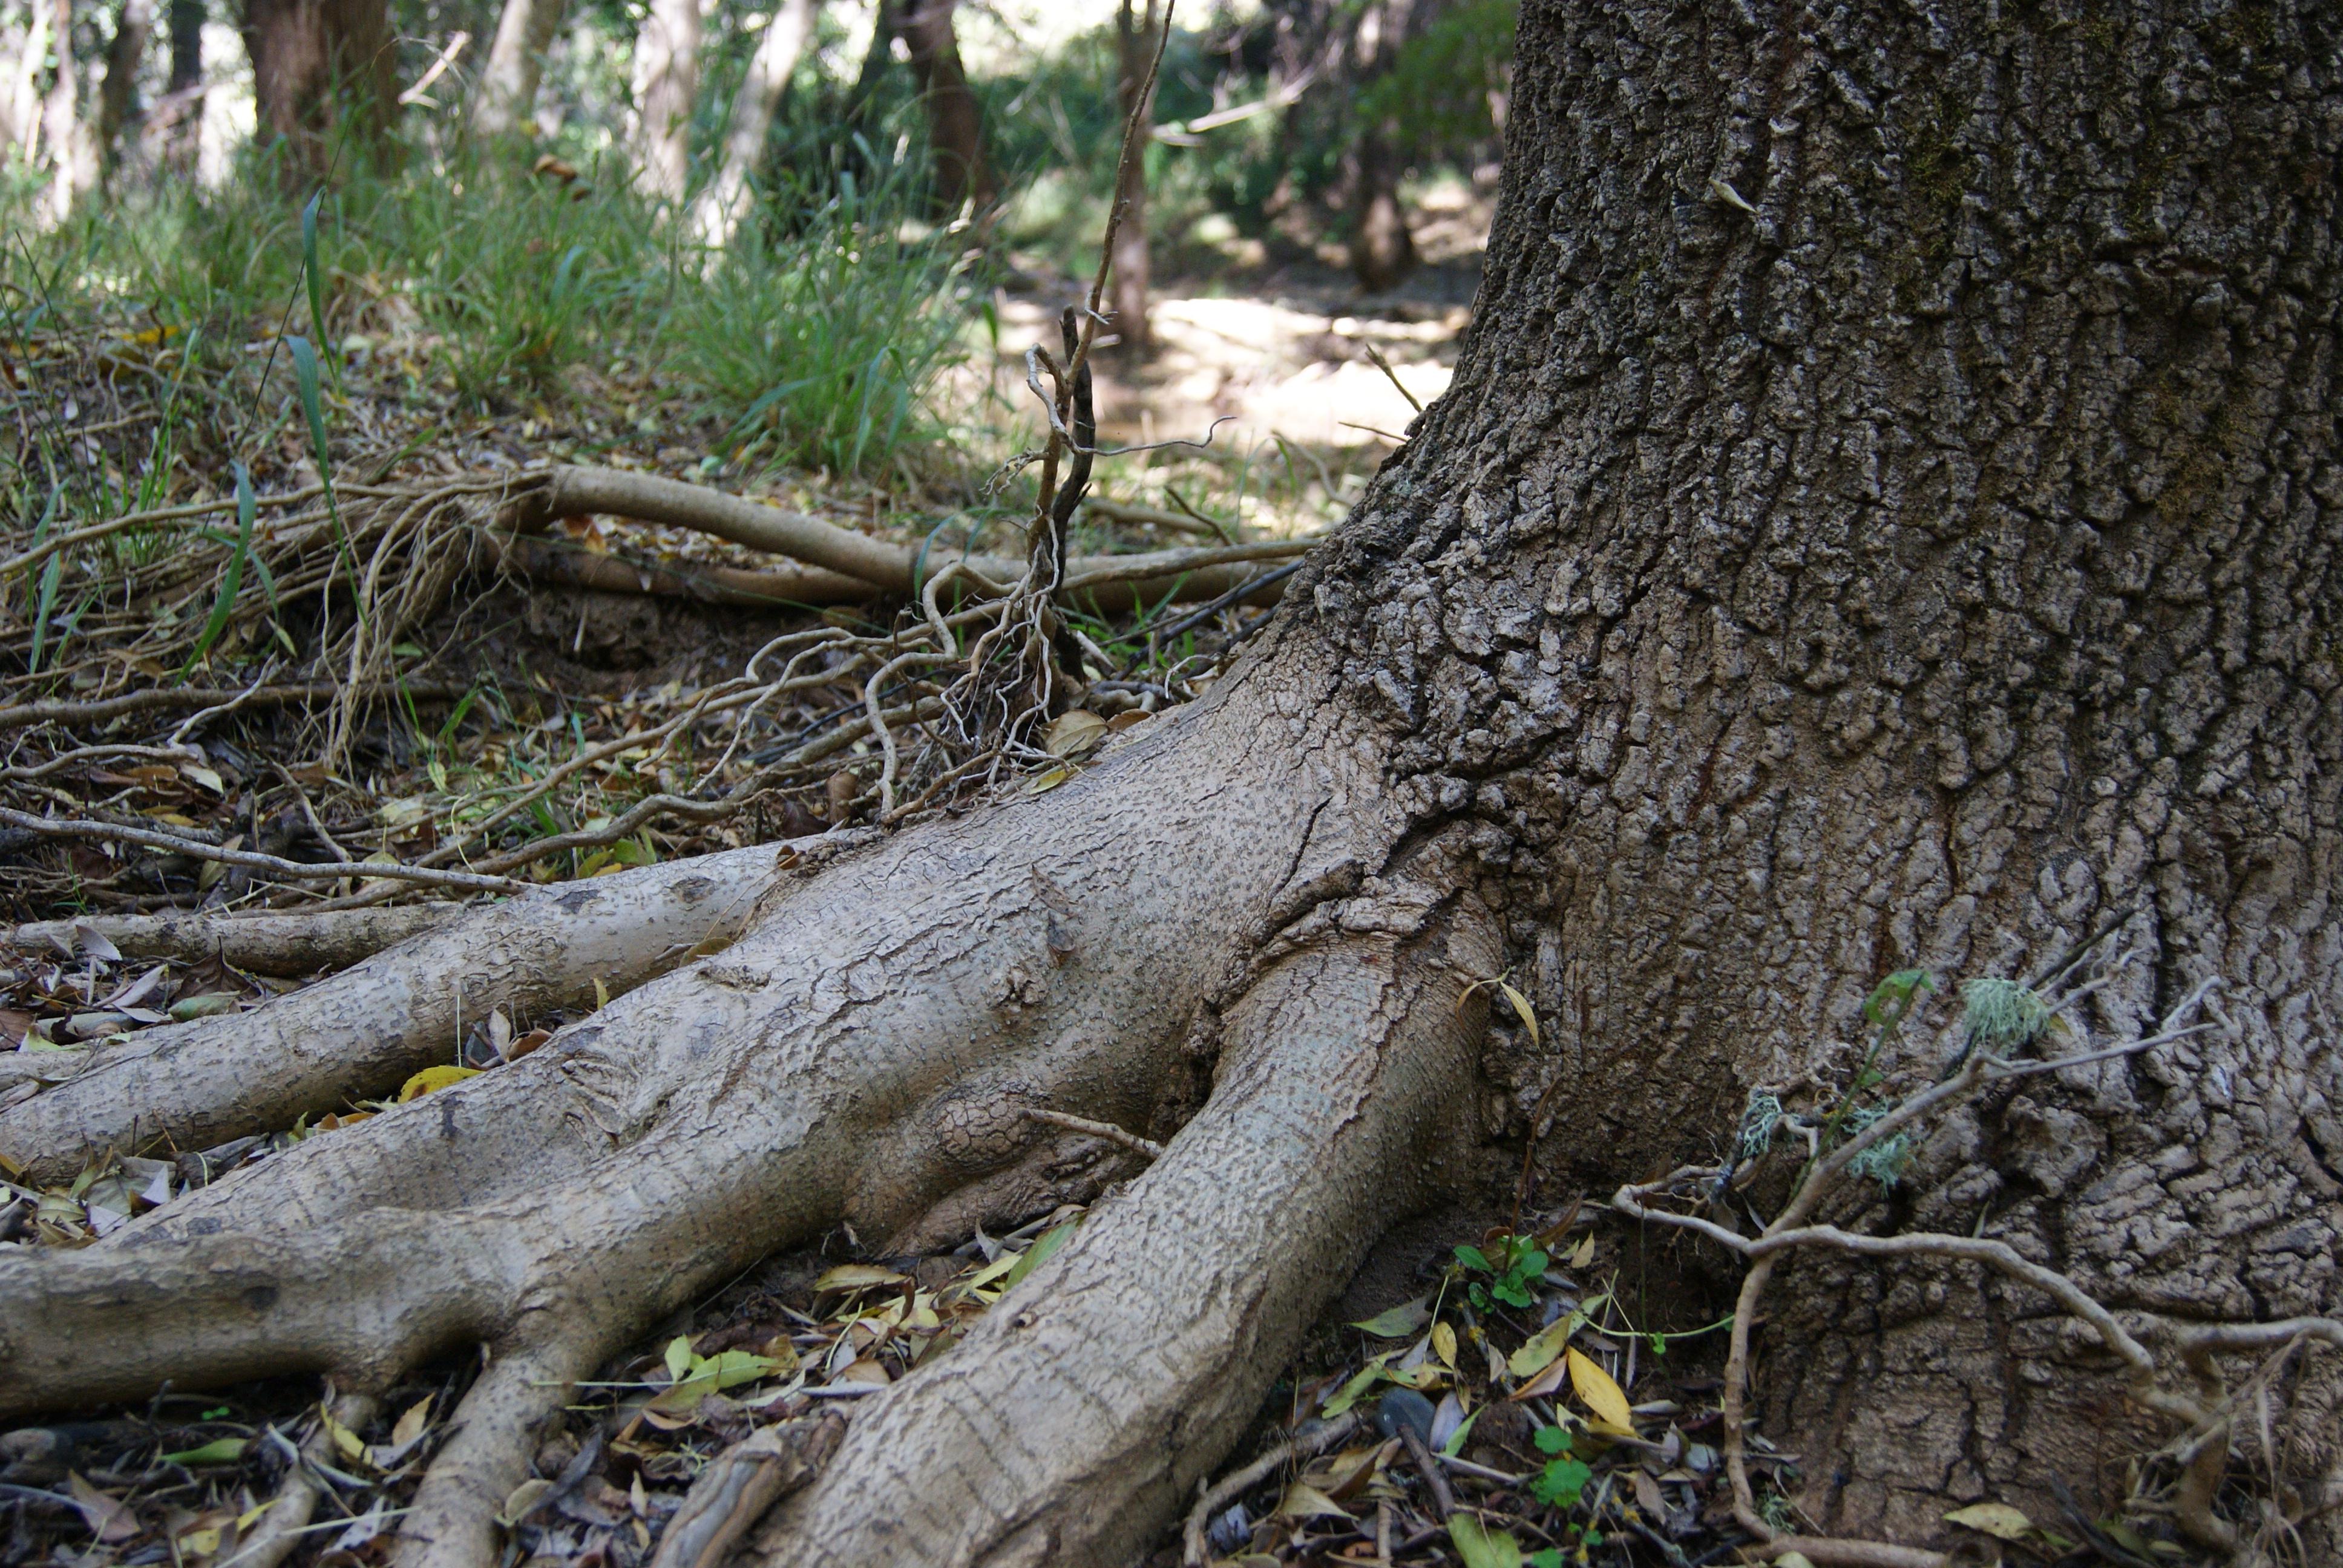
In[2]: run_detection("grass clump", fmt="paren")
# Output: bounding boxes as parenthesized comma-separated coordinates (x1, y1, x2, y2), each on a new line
(4, 134, 974, 479)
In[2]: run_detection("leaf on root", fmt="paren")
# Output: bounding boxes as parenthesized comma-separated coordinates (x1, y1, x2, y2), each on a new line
(398, 1064, 481, 1102)
(811, 1263, 908, 1294)
(1942, 1502, 2036, 1541)
(1000, 1219, 1076, 1290)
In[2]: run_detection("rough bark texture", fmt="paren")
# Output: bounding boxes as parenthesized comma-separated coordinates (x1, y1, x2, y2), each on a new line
(628, 0, 701, 204)
(473, 0, 565, 137)
(239, 0, 397, 170)
(4, 1, 2341, 1564)
(690, 0, 816, 247)
(893, 0, 991, 215)
(1291, 0, 2343, 1544)
(1347, 0, 1421, 292)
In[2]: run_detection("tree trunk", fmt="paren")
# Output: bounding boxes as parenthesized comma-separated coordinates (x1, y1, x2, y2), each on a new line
(471, 0, 565, 139)
(7, 1, 2343, 1564)
(160, 0, 202, 165)
(1346, 0, 1418, 291)
(94, 0, 152, 180)
(40, 0, 94, 213)
(627, 0, 700, 204)
(1108, 0, 1156, 353)
(240, 0, 397, 175)
(891, 0, 989, 216)
(689, 0, 818, 248)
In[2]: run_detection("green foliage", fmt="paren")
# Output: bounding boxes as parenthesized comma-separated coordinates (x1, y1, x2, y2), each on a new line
(669, 165, 974, 475)
(2, 131, 967, 478)
(1453, 1234, 1547, 1311)
(1527, 1425, 1591, 1506)
(1357, 0, 1518, 151)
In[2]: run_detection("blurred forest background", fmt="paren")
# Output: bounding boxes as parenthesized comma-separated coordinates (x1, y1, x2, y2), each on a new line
(0, 0, 1516, 915)
(2, 0, 1513, 482)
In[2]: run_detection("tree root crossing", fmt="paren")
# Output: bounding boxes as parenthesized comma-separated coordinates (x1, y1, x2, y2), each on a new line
(0, 667, 1482, 1566)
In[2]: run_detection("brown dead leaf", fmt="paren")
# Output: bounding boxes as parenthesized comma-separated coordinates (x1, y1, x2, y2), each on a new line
(68, 1472, 139, 1543)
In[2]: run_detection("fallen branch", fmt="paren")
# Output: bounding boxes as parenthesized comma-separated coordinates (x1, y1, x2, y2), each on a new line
(0, 807, 526, 895)
(1023, 1108, 1165, 1161)
(0, 681, 470, 731)
(510, 465, 1312, 609)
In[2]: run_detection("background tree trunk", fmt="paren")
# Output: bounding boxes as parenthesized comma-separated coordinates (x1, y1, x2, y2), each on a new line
(689, 0, 818, 247)
(240, 0, 397, 174)
(891, 0, 989, 216)
(471, 0, 565, 139)
(627, 0, 700, 204)
(1345, 0, 1417, 290)
(40, 0, 94, 214)
(1291, 0, 2343, 1543)
(94, 0, 152, 180)
(1109, 0, 1156, 353)
(160, 0, 202, 165)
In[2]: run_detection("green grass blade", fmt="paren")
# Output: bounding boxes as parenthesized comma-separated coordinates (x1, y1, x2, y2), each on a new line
(26, 483, 62, 675)
(183, 462, 255, 673)
(302, 191, 340, 394)
(288, 333, 362, 626)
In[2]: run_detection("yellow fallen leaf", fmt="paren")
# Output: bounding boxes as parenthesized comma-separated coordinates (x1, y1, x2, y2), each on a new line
(398, 1065, 482, 1102)
(1497, 980, 1539, 1046)
(1569, 1232, 1596, 1269)
(1276, 1481, 1351, 1520)
(813, 1263, 909, 1293)
(1943, 1503, 2035, 1541)
(392, 1395, 433, 1448)
(1566, 1347, 1636, 1434)
(1507, 1316, 1575, 1380)
(319, 1405, 369, 1465)
(1432, 1321, 1458, 1370)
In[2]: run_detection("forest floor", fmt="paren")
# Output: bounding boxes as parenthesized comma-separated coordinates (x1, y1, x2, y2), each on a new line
(3, 187, 1776, 1568)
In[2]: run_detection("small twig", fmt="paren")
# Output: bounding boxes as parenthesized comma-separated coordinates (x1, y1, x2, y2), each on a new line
(1361, 342, 1424, 413)
(1023, 1108, 1164, 1161)
(1182, 1411, 1358, 1566)
(0, 805, 525, 894)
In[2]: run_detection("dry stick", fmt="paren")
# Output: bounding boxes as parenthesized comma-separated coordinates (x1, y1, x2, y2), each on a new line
(1181, 1410, 1358, 1567)
(1361, 342, 1424, 414)
(511, 465, 1296, 609)
(1022, 1108, 1165, 1161)
(0, 681, 471, 730)
(0, 806, 525, 894)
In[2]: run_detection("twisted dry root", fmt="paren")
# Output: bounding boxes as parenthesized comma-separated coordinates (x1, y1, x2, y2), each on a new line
(2, 670, 1482, 1566)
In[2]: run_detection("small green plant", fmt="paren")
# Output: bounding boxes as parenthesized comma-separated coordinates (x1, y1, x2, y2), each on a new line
(1453, 1233, 1547, 1311)
(1529, 1425, 1591, 1506)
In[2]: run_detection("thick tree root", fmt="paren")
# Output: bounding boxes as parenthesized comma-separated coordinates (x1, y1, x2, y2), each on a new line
(0, 668, 1441, 1566)
(750, 880, 1497, 1566)
(0, 841, 790, 1183)
(7, 904, 462, 976)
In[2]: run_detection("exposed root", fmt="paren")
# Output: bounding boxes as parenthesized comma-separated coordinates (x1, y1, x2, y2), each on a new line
(749, 878, 1497, 1566)
(649, 1416, 845, 1568)
(0, 671, 1433, 1568)
(507, 465, 1309, 612)
(0, 841, 791, 1181)
(7, 904, 463, 976)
